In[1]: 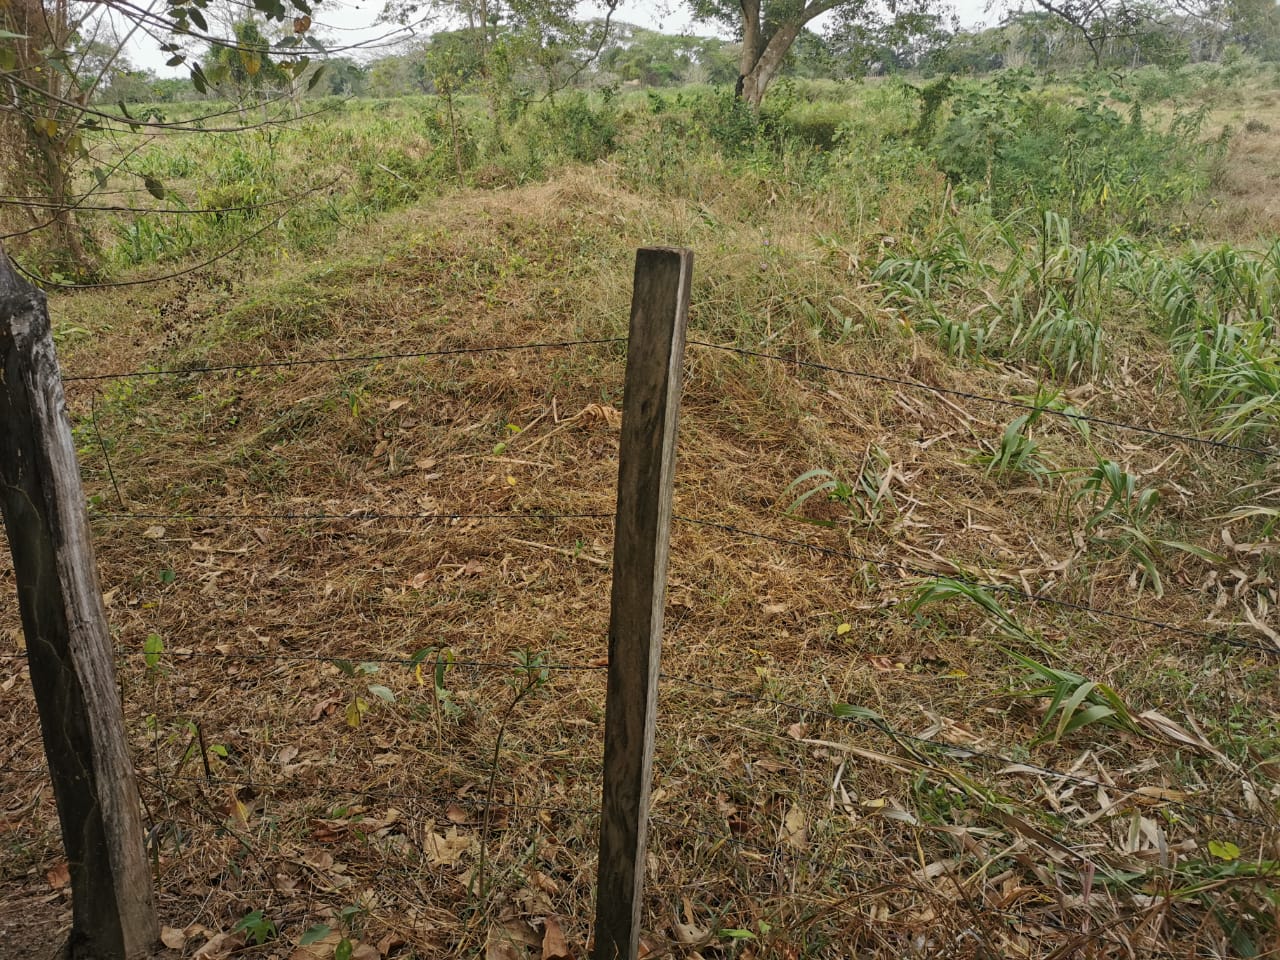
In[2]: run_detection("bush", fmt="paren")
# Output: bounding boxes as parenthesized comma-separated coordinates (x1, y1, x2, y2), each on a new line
(926, 73, 1218, 236)
(519, 91, 619, 165)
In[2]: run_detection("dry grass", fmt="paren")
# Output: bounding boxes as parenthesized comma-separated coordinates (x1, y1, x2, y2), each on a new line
(1201, 81, 1280, 239)
(1, 163, 1277, 960)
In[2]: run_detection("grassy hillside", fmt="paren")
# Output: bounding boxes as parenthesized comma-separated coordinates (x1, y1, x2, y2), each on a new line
(2, 70, 1279, 959)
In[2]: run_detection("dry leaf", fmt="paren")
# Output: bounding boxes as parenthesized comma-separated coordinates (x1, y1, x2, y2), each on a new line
(780, 803, 807, 850)
(533, 870, 560, 895)
(445, 802, 470, 824)
(309, 697, 341, 722)
(160, 926, 186, 950)
(194, 933, 237, 960)
(46, 862, 70, 890)
(304, 850, 335, 870)
(377, 933, 406, 956)
(425, 829, 471, 867)
(672, 919, 710, 945)
(388, 398, 409, 411)
(541, 917, 572, 960)
(288, 931, 341, 960)
(485, 919, 538, 960)
(493, 920, 540, 949)
(1138, 710, 1226, 760)
(143, 525, 166, 539)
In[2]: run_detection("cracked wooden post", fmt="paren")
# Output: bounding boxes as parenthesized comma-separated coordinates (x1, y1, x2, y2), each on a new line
(0, 248, 158, 960)
(594, 247, 692, 960)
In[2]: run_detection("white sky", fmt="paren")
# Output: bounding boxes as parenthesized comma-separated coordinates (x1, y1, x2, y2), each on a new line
(128, 0, 997, 75)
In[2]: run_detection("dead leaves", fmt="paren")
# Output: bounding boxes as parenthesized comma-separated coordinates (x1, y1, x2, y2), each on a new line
(485, 916, 577, 960)
(424, 828, 472, 867)
(45, 862, 69, 890)
(778, 803, 807, 851)
(160, 926, 187, 950)
(287, 930, 378, 960)
(541, 917, 571, 960)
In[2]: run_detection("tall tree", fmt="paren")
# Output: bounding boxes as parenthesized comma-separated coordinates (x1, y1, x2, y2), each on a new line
(688, 0, 941, 107)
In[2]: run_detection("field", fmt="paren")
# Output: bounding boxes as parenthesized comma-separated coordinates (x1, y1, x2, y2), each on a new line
(2, 67, 1280, 959)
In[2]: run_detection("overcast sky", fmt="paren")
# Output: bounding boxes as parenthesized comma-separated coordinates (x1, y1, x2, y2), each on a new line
(126, 0, 999, 75)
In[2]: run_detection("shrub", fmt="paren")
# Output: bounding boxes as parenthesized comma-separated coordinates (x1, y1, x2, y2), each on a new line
(926, 73, 1217, 236)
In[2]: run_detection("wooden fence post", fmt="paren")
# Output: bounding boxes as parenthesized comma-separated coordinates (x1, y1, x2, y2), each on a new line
(593, 247, 693, 960)
(0, 250, 158, 960)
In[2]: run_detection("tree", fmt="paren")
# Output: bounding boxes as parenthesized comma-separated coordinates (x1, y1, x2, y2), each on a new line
(1226, 0, 1280, 58)
(383, 0, 618, 143)
(1, 0, 103, 269)
(688, 0, 940, 107)
(317, 56, 369, 95)
(206, 18, 291, 101)
(599, 24, 724, 86)
(1005, 0, 1274, 67)
(1019, 0, 1161, 66)
(2, 0, 397, 275)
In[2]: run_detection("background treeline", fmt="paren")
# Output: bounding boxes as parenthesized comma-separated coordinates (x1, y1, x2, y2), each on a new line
(95, 2, 1280, 106)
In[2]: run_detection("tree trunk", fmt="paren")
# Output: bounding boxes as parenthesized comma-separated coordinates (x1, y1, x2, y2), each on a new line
(737, 0, 762, 99)
(739, 22, 803, 109)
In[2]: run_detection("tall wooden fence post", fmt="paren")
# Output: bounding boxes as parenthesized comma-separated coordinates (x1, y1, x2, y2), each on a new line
(0, 250, 158, 960)
(594, 247, 693, 960)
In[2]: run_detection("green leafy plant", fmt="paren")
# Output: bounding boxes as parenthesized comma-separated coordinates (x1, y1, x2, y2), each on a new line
(297, 917, 359, 960)
(473, 650, 550, 903)
(410, 645, 462, 747)
(783, 446, 898, 527)
(143, 632, 165, 672)
(233, 909, 277, 946)
(1008, 295, 1105, 381)
(1074, 459, 1221, 596)
(975, 408, 1050, 481)
(909, 576, 1038, 648)
(1002, 646, 1141, 745)
(333, 660, 393, 728)
(913, 308, 992, 358)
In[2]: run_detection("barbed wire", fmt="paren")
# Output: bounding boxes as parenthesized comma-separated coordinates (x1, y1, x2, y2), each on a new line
(92, 509, 615, 524)
(690, 340, 1274, 459)
(659, 673, 1271, 828)
(134, 771, 603, 821)
(673, 515, 1278, 658)
(62, 337, 628, 383)
(13, 178, 343, 291)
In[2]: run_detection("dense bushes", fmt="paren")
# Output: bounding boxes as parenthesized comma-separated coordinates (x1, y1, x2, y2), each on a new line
(921, 72, 1221, 235)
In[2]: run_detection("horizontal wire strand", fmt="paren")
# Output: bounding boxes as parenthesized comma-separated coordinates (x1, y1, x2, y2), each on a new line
(61, 337, 627, 383)
(673, 514, 1278, 658)
(690, 339, 1273, 458)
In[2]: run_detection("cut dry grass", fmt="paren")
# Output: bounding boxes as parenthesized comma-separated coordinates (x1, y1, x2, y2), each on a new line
(1, 162, 1277, 960)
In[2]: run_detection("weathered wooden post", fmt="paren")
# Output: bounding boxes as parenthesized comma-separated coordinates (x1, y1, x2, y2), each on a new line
(593, 247, 692, 960)
(0, 248, 158, 960)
